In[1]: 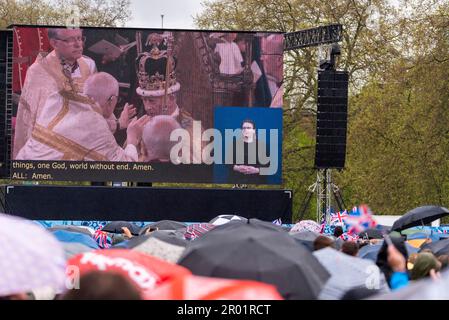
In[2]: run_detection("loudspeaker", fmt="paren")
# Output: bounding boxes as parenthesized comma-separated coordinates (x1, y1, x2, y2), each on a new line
(315, 70, 348, 169)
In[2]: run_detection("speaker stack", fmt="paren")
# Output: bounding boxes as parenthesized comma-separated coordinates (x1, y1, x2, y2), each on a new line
(314, 69, 349, 169)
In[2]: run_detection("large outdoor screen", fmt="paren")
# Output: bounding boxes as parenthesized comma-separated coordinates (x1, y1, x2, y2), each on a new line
(10, 26, 283, 184)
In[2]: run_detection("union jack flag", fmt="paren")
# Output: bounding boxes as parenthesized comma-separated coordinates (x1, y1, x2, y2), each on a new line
(344, 204, 377, 235)
(330, 210, 348, 225)
(320, 219, 326, 234)
(93, 227, 112, 249)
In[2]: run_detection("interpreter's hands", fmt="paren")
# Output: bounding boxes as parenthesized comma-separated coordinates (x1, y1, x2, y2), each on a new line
(127, 115, 150, 146)
(233, 165, 260, 175)
(387, 244, 407, 273)
(243, 166, 260, 175)
(118, 103, 137, 130)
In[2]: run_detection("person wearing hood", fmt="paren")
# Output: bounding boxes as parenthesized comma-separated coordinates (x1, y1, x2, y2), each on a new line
(410, 252, 442, 281)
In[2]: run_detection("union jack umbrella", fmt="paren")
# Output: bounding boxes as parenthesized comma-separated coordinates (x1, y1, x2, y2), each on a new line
(93, 227, 112, 249)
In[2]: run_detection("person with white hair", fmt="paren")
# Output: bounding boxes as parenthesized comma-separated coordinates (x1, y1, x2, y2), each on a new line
(260, 34, 283, 108)
(140, 115, 181, 162)
(16, 72, 149, 161)
(13, 27, 97, 158)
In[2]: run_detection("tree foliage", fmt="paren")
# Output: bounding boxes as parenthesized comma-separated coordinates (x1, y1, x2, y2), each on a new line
(195, 0, 449, 220)
(0, 0, 131, 29)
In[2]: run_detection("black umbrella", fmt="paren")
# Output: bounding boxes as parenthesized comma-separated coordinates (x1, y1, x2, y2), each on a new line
(178, 222, 330, 300)
(211, 218, 286, 233)
(102, 221, 141, 236)
(391, 206, 449, 231)
(289, 231, 320, 251)
(420, 238, 449, 256)
(128, 230, 188, 248)
(139, 220, 187, 235)
(122, 230, 189, 263)
(358, 228, 384, 239)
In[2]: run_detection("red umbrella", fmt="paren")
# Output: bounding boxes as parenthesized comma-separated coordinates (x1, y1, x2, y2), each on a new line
(146, 274, 283, 300)
(67, 249, 191, 297)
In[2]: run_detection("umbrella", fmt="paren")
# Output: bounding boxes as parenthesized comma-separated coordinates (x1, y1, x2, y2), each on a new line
(290, 220, 322, 234)
(51, 230, 99, 249)
(371, 269, 449, 300)
(178, 222, 330, 300)
(50, 229, 99, 260)
(358, 244, 382, 261)
(48, 225, 94, 237)
(391, 206, 449, 231)
(183, 223, 216, 240)
(289, 231, 320, 251)
(212, 218, 286, 233)
(313, 248, 390, 299)
(67, 249, 191, 299)
(420, 238, 449, 256)
(209, 214, 248, 226)
(59, 242, 95, 261)
(358, 228, 384, 240)
(102, 221, 141, 235)
(407, 232, 430, 240)
(400, 228, 431, 236)
(0, 213, 66, 296)
(146, 275, 283, 300)
(407, 239, 428, 249)
(139, 220, 187, 235)
(358, 241, 419, 262)
(123, 230, 188, 263)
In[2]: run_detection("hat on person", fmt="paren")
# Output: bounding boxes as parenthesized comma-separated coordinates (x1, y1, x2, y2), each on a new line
(410, 252, 441, 280)
(136, 32, 180, 97)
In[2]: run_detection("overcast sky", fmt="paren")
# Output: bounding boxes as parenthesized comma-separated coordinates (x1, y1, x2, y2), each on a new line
(127, 0, 205, 29)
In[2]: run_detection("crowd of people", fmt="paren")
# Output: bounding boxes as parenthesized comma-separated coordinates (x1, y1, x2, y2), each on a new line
(2, 210, 449, 300)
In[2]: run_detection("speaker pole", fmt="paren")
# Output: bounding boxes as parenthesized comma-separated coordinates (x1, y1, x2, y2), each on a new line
(297, 181, 317, 222)
(332, 182, 346, 212)
(316, 169, 326, 223)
